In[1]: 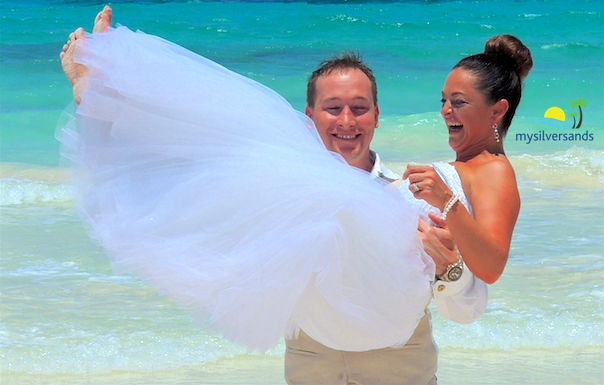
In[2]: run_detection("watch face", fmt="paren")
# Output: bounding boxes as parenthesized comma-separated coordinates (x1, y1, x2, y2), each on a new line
(448, 266, 463, 281)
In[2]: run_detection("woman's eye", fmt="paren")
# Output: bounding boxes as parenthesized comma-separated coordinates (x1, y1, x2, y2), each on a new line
(452, 99, 466, 107)
(440, 98, 446, 105)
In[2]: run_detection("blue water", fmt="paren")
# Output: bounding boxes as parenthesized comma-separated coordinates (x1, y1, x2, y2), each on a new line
(1, 0, 603, 383)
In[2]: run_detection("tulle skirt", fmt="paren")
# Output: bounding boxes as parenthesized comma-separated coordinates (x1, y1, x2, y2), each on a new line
(57, 26, 435, 352)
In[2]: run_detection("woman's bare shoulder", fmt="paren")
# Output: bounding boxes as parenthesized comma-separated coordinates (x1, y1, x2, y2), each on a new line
(454, 151, 517, 200)
(457, 151, 515, 176)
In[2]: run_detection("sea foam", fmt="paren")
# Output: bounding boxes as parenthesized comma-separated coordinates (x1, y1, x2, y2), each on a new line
(0, 178, 73, 206)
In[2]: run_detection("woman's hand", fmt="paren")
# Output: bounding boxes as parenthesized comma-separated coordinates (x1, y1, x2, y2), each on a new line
(403, 164, 453, 211)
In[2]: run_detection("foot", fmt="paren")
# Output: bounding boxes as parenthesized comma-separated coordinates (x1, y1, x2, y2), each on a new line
(92, 5, 112, 33)
(59, 6, 112, 104)
(60, 27, 88, 104)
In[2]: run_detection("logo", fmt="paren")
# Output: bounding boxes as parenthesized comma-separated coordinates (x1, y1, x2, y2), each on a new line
(541, 98, 588, 129)
(515, 97, 594, 144)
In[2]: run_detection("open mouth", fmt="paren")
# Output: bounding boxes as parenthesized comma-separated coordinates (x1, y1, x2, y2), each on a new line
(448, 123, 463, 133)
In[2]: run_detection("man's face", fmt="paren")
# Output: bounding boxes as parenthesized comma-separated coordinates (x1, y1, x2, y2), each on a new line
(305, 68, 379, 172)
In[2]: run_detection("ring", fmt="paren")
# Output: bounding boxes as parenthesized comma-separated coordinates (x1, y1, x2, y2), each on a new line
(413, 182, 420, 192)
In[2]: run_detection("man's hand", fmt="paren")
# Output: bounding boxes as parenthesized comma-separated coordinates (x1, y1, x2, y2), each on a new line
(418, 212, 459, 276)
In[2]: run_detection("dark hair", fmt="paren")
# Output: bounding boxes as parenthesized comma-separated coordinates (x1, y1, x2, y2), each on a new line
(453, 35, 533, 137)
(307, 51, 377, 108)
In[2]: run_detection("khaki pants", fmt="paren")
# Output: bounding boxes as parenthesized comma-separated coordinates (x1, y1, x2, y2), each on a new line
(285, 310, 437, 385)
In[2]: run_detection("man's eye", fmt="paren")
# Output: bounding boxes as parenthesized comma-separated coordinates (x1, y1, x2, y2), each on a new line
(351, 107, 368, 115)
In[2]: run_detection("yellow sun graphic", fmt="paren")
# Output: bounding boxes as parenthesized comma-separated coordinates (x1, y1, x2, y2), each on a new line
(544, 107, 566, 121)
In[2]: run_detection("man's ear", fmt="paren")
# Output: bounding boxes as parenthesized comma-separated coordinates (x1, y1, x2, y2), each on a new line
(493, 99, 509, 123)
(374, 104, 380, 128)
(305, 105, 313, 119)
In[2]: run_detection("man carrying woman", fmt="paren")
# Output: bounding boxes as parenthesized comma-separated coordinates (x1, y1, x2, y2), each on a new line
(59, 6, 531, 384)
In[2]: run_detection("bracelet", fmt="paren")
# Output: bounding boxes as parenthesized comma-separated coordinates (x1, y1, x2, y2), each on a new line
(439, 194, 459, 220)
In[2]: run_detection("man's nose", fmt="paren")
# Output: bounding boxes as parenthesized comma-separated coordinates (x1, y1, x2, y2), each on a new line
(337, 106, 355, 128)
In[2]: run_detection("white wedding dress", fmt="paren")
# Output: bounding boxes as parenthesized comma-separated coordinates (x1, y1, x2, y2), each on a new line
(58, 26, 435, 352)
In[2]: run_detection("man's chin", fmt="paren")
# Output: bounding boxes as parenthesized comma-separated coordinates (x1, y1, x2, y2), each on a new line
(323, 144, 362, 163)
(341, 152, 363, 167)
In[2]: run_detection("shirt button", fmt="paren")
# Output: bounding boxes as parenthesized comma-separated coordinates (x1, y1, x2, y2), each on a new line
(437, 285, 446, 292)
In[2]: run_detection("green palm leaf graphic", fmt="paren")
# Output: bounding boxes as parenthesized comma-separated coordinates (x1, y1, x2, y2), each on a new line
(568, 112, 579, 128)
(570, 98, 588, 128)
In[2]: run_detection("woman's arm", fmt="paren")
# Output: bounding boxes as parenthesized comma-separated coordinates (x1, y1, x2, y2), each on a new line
(403, 157, 520, 284)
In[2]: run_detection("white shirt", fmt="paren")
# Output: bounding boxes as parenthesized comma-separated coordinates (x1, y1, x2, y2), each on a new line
(370, 153, 487, 324)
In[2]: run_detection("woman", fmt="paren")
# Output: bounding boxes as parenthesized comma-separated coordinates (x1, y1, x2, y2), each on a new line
(404, 35, 533, 284)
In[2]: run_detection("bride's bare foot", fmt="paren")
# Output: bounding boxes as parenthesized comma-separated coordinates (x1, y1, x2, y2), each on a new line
(59, 6, 112, 104)
(92, 5, 112, 33)
(60, 28, 88, 105)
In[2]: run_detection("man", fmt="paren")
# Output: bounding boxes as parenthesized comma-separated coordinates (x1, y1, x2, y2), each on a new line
(61, 9, 486, 385)
(284, 53, 486, 385)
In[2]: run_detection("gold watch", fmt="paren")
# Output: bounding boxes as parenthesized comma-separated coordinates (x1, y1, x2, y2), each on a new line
(436, 259, 464, 282)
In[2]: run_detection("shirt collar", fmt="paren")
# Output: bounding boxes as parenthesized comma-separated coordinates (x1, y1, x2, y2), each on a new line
(369, 151, 399, 182)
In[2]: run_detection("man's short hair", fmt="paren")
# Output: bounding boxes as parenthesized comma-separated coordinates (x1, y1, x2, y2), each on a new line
(306, 51, 378, 108)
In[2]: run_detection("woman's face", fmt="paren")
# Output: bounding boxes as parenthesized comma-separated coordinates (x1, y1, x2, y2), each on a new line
(440, 68, 499, 155)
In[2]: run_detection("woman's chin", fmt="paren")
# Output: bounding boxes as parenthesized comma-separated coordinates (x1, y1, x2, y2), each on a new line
(448, 137, 461, 153)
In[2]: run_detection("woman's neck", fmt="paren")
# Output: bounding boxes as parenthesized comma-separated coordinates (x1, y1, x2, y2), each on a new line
(456, 141, 505, 162)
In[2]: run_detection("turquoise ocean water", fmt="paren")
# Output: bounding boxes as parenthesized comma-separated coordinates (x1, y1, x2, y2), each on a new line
(1, 1, 603, 384)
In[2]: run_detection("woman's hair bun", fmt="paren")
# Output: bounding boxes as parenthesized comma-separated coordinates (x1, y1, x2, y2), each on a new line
(484, 35, 533, 81)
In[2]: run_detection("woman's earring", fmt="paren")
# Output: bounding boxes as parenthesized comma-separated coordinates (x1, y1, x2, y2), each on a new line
(493, 123, 500, 143)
